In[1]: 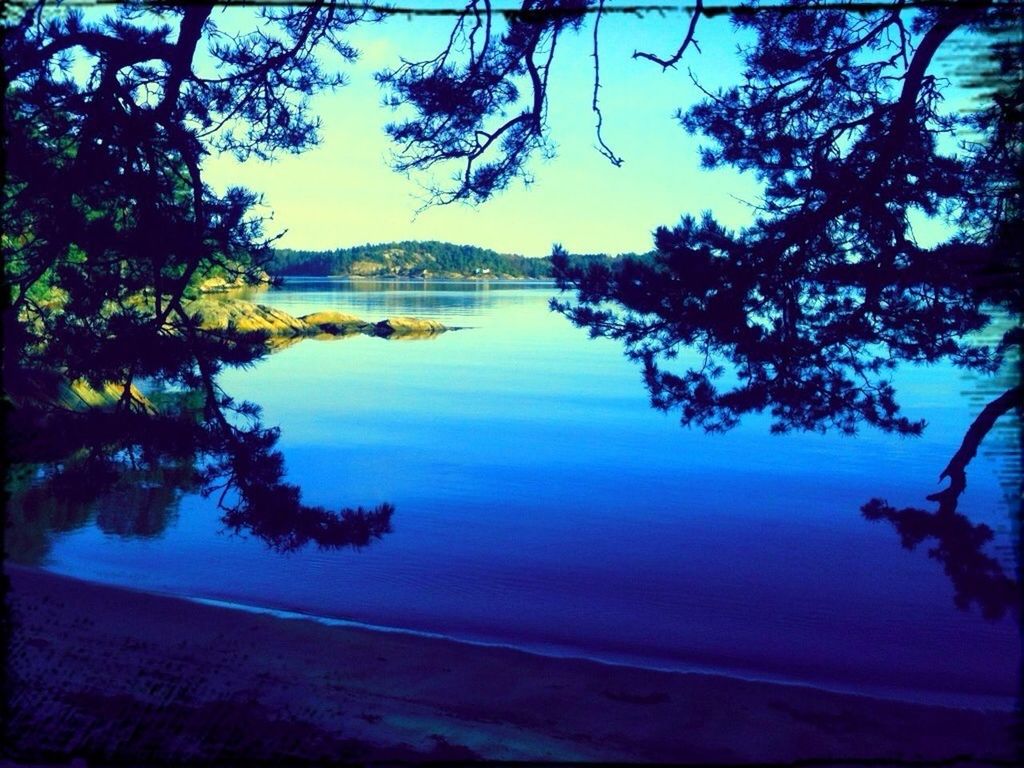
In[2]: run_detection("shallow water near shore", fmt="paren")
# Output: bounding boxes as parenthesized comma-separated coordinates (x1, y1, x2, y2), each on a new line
(18, 278, 1020, 709)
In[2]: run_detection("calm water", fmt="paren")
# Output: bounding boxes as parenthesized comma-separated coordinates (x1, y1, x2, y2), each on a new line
(19, 279, 1020, 708)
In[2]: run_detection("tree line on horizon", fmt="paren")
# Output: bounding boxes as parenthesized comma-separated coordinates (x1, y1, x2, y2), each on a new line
(269, 240, 650, 278)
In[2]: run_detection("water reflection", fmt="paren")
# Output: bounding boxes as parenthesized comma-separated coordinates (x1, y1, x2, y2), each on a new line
(863, 338, 1021, 621)
(15, 278, 1013, 626)
(552, 246, 1020, 623)
(257, 277, 553, 319)
(8, 280, 1016, 701)
(5, 391, 393, 564)
(861, 499, 1017, 621)
(275, 277, 544, 293)
(6, 452, 195, 563)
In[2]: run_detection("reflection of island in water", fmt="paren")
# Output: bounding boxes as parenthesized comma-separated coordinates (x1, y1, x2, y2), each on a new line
(254, 277, 552, 320)
(5, 387, 394, 566)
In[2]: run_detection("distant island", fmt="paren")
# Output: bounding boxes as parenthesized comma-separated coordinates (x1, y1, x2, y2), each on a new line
(269, 240, 649, 279)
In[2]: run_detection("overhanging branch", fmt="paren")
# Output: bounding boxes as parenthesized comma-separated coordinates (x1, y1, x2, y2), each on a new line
(632, 0, 703, 70)
(928, 384, 1023, 512)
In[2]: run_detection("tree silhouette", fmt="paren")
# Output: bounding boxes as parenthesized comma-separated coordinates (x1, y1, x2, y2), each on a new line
(545, 6, 1022, 613)
(376, 1, 594, 205)
(375, 1, 1019, 428)
(3, 2, 391, 552)
(6, 387, 393, 562)
(4, 2, 1019, 608)
(546, 2, 1021, 433)
(383, 0, 1021, 614)
(3, 2, 379, 410)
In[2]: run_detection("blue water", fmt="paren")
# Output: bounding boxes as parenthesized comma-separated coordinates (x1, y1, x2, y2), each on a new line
(34, 279, 1020, 708)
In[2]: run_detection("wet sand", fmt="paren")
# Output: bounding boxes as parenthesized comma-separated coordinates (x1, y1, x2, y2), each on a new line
(4, 564, 1019, 764)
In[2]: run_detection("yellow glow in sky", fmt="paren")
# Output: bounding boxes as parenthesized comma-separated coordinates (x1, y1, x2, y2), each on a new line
(202, 10, 759, 257)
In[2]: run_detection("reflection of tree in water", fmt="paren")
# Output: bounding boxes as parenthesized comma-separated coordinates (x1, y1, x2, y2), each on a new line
(524, 7, 1021, 620)
(197, 415, 394, 553)
(2, 4, 393, 567)
(5, 391, 393, 565)
(94, 466, 191, 539)
(863, 327, 1020, 622)
(960, 323, 1022, 551)
(862, 500, 1016, 622)
(6, 449, 198, 564)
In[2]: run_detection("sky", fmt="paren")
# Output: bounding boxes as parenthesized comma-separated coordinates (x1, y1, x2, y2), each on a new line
(60, 2, 993, 257)
(201, 5, 762, 257)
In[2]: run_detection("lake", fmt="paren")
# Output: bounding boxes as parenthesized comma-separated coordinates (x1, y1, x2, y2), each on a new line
(13, 278, 1019, 709)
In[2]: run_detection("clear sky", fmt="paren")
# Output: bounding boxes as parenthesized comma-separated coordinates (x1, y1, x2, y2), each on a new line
(202, 5, 762, 257)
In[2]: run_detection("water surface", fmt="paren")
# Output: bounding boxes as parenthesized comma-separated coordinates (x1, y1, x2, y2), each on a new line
(20, 278, 1020, 708)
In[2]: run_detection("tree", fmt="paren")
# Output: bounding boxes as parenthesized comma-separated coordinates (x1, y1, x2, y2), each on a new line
(4, 1, 1018, 611)
(3, 2, 391, 549)
(378, 0, 1021, 615)
(376, 0, 1019, 424)
(3, 2, 380, 394)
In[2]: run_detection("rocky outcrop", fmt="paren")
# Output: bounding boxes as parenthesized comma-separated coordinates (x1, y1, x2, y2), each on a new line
(373, 317, 448, 339)
(185, 299, 308, 336)
(184, 299, 452, 345)
(2, 301, 451, 450)
(4, 371, 155, 415)
(196, 270, 273, 293)
(298, 311, 372, 336)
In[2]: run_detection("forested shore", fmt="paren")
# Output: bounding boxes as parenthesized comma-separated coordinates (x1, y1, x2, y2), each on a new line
(270, 240, 647, 278)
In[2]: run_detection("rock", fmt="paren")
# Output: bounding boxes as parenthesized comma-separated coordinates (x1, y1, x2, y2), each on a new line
(66, 380, 156, 414)
(196, 270, 273, 293)
(183, 300, 452, 345)
(185, 299, 308, 336)
(4, 370, 155, 415)
(196, 276, 232, 293)
(373, 317, 448, 338)
(263, 335, 306, 353)
(298, 311, 371, 335)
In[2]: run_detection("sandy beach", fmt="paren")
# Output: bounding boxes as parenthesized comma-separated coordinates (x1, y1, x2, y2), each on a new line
(3, 564, 1018, 764)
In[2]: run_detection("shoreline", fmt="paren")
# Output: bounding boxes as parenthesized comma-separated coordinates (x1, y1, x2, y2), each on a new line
(6, 564, 1019, 763)
(188, 591, 1015, 714)
(18, 565, 1015, 713)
